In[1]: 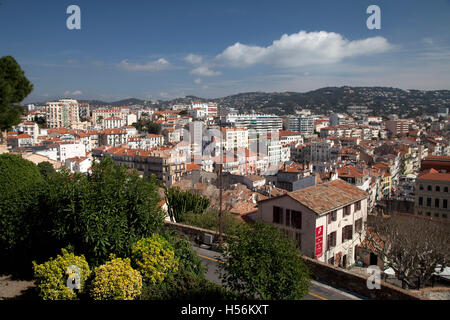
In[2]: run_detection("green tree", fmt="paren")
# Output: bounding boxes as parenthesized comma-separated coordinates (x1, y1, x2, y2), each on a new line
(161, 230, 205, 277)
(183, 209, 244, 236)
(164, 186, 210, 223)
(0, 154, 46, 272)
(37, 161, 57, 180)
(218, 222, 310, 300)
(0, 56, 33, 144)
(42, 156, 165, 266)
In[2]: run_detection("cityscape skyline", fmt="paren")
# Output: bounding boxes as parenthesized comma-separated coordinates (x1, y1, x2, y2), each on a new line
(1, 0, 450, 103)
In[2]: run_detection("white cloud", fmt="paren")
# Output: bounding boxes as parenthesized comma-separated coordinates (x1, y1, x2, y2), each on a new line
(190, 65, 221, 76)
(64, 90, 82, 96)
(194, 78, 202, 84)
(216, 30, 393, 68)
(119, 58, 171, 71)
(185, 54, 203, 65)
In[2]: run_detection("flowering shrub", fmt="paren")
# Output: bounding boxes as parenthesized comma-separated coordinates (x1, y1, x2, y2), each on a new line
(90, 255, 142, 300)
(32, 248, 90, 300)
(132, 235, 179, 284)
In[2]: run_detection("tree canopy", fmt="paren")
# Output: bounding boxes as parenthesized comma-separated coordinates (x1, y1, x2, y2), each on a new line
(365, 215, 450, 289)
(40, 156, 165, 266)
(0, 56, 33, 134)
(218, 222, 310, 299)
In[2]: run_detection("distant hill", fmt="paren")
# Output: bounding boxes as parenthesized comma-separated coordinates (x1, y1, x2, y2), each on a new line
(30, 86, 450, 117)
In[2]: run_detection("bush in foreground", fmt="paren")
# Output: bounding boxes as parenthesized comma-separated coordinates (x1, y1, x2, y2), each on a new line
(32, 248, 91, 300)
(131, 235, 179, 284)
(90, 255, 142, 300)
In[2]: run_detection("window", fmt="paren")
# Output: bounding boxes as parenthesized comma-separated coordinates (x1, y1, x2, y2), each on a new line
(419, 197, 423, 206)
(443, 199, 448, 209)
(426, 212, 431, 217)
(443, 214, 448, 219)
(427, 198, 432, 207)
(436, 186, 441, 192)
(285, 209, 291, 227)
(355, 201, 361, 211)
(355, 218, 363, 233)
(327, 231, 337, 250)
(328, 210, 337, 224)
(291, 210, 302, 229)
(427, 185, 432, 191)
(273, 206, 282, 224)
(445, 187, 449, 193)
(435, 198, 440, 208)
(342, 225, 353, 241)
(434, 213, 439, 218)
(418, 211, 422, 215)
(344, 205, 351, 216)
(419, 184, 424, 190)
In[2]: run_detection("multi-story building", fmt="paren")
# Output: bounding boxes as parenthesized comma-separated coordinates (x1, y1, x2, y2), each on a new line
(220, 127, 249, 150)
(104, 116, 125, 129)
(414, 169, 450, 221)
(99, 129, 127, 147)
(254, 179, 369, 267)
(78, 103, 90, 120)
(226, 114, 283, 135)
(45, 99, 80, 128)
(285, 116, 314, 135)
(385, 119, 410, 136)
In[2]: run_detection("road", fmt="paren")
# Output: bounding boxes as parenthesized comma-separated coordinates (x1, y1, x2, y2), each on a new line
(193, 246, 366, 300)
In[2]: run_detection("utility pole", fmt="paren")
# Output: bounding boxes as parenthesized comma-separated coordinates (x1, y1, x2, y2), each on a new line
(218, 162, 223, 244)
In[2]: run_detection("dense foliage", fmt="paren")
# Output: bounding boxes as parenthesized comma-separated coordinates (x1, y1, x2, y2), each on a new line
(132, 119, 162, 134)
(0, 56, 33, 134)
(131, 235, 179, 284)
(218, 222, 310, 300)
(41, 156, 165, 266)
(165, 186, 210, 223)
(32, 248, 91, 300)
(0, 154, 46, 272)
(140, 269, 243, 300)
(37, 161, 57, 180)
(183, 209, 245, 236)
(90, 255, 142, 300)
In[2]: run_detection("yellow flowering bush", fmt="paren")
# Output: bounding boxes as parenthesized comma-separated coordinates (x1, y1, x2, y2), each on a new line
(131, 235, 179, 284)
(32, 248, 90, 300)
(90, 255, 142, 300)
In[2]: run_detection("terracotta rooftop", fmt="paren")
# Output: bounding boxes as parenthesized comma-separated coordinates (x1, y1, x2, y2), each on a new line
(417, 168, 450, 182)
(337, 165, 367, 178)
(285, 179, 368, 215)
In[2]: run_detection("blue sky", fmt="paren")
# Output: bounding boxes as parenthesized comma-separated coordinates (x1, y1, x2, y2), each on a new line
(1, 0, 450, 103)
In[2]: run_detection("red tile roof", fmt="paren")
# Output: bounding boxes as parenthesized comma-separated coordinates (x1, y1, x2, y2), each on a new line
(286, 179, 368, 215)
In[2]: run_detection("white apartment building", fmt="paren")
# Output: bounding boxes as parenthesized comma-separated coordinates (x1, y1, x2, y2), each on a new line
(104, 116, 125, 129)
(57, 141, 87, 162)
(226, 114, 283, 134)
(220, 127, 249, 150)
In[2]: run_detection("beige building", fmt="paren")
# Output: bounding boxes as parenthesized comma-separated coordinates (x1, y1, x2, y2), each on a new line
(415, 168, 450, 221)
(254, 179, 369, 267)
(45, 99, 80, 128)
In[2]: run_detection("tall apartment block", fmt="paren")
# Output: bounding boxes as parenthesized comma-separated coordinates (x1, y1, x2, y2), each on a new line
(45, 99, 80, 128)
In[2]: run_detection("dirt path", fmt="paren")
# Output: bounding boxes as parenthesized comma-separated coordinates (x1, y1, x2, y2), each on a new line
(0, 275, 35, 300)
